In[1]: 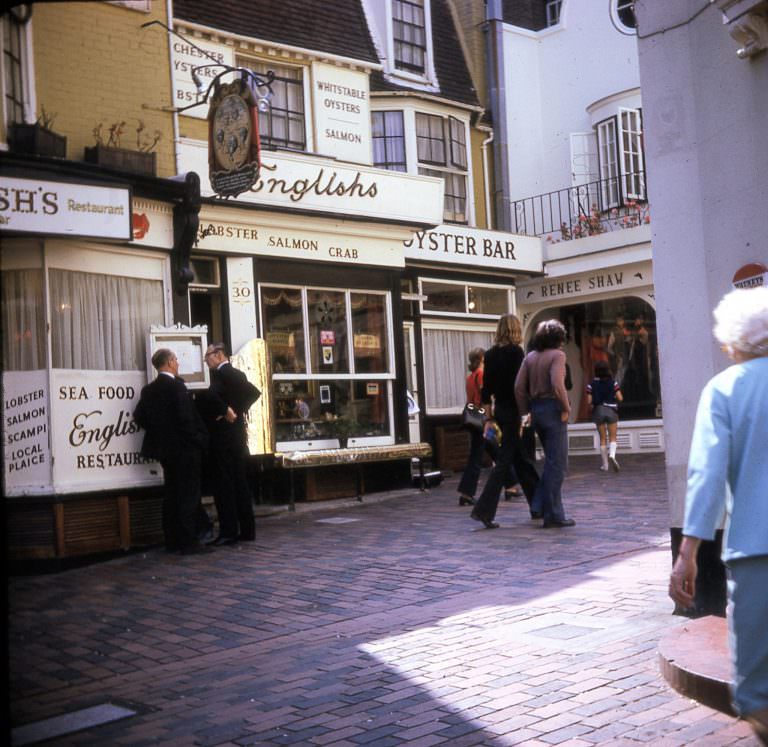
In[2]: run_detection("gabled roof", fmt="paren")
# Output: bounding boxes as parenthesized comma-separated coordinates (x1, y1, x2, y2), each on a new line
(173, 0, 379, 64)
(370, 0, 480, 108)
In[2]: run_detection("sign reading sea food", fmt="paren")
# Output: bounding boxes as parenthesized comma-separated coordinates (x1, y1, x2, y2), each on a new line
(50, 370, 160, 492)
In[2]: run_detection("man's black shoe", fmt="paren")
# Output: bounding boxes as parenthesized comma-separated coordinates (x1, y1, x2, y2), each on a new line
(542, 518, 576, 528)
(180, 542, 214, 555)
(212, 535, 238, 546)
(530, 511, 543, 520)
(471, 510, 500, 529)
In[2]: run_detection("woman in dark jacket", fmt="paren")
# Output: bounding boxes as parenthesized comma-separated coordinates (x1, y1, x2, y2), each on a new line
(470, 314, 540, 529)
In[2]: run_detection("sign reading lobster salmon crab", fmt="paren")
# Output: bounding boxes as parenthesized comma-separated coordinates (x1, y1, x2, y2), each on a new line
(208, 78, 262, 198)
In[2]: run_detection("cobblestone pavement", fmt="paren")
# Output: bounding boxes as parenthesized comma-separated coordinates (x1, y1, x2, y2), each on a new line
(8, 455, 758, 746)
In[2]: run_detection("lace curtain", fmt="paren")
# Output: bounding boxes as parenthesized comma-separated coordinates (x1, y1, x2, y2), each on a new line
(1, 269, 45, 371)
(423, 327, 494, 411)
(50, 269, 163, 370)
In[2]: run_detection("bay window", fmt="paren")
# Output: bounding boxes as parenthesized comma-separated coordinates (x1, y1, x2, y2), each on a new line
(416, 112, 468, 224)
(597, 107, 645, 208)
(372, 110, 406, 171)
(261, 284, 394, 448)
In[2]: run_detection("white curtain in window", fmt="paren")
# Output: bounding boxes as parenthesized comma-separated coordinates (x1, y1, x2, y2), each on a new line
(422, 327, 494, 410)
(50, 269, 163, 370)
(1, 269, 45, 371)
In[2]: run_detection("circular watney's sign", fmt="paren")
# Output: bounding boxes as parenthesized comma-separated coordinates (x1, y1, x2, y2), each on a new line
(732, 262, 767, 289)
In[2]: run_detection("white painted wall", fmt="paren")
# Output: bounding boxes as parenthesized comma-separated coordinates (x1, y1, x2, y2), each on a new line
(501, 1, 642, 201)
(634, 0, 768, 524)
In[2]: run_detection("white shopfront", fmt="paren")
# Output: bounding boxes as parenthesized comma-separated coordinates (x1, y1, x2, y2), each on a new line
(1, 178, 177, 497)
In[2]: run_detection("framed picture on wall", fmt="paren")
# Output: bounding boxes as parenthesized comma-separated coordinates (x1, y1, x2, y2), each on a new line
(147, 324, 209, 389)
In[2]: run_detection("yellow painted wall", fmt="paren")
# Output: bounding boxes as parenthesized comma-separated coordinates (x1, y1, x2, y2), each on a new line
(471, 127, 494, 229)
(31, 2, 176, 176)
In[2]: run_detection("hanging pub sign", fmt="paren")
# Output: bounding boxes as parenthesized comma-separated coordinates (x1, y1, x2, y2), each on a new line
(208, 78, 262, 198)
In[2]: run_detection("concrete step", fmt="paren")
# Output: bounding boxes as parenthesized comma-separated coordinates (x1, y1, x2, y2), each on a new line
(658, 614, 735, 716)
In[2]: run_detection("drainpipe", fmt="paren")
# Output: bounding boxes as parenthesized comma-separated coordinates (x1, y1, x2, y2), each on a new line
(166, 0, 182, 173)
(480, 128, 494, 228)
(485, 0, 512, 231)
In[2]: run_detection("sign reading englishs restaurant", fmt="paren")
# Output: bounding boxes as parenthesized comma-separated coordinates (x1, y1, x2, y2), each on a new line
(0, 177, 132, 239)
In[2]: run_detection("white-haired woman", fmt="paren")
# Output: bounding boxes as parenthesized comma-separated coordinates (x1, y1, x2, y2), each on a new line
(669, 287, 768, 744)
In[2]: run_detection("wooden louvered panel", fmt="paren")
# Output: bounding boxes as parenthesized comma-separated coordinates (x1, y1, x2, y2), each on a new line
(6, 505, 57, 558)
(129, 495, 164, 545)
(63, 499, 121, 555)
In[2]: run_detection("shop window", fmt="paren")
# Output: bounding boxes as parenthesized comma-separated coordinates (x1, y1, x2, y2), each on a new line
(261, 284, 394, 448)
(241, 60, 305, 151)
(1, 267, 45, 370)
(527, 297, 660, 422)
(417, 113, 468, 224)
(420, 279, 509, 318)
(421, 324, 494, 413)
(261, 286, 306, 374)
(351, 292, 389, 373)
(393, 0, 427, 74)
(49, 269, 164, 370)
(372, 110, 406, 171)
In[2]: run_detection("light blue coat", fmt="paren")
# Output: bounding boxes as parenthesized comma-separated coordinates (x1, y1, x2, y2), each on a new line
(684, 356, 768, 561)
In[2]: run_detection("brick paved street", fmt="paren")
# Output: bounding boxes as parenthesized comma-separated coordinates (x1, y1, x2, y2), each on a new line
(8, 455, 759, 746)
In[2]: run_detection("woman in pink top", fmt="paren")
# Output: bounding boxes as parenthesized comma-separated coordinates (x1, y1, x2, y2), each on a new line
(515, 319, 575, 528)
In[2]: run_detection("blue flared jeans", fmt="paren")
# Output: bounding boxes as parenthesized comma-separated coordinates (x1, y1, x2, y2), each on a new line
(530, 398, 569, 523)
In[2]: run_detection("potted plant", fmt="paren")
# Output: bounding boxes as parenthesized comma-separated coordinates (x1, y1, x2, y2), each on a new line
(9, 106, 67, 158)
(84, 119, 160, 176)
(331, 416, 359, 449)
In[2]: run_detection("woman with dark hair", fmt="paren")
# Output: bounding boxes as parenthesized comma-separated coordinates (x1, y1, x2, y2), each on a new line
(515, 319, 575, 528)
(470, 314, 540, 529)
(458, 347, 522, 507)
(586, 359, 623, 471)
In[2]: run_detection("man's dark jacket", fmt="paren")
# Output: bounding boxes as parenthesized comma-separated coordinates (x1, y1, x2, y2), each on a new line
(207, 363, 260, 447)
(133, 374, 208, 461)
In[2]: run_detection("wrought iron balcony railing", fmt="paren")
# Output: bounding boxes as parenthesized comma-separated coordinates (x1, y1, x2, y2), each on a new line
(512, 172, 650, 241)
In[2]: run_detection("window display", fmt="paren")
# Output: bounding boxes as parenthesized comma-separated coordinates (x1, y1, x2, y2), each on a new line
(527, 298, 660, 421)
(260, 284, 394, 447)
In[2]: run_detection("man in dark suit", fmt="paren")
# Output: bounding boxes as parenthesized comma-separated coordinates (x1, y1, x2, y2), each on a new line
(204, 342, 260, 545)
(133, 348, 212, 555)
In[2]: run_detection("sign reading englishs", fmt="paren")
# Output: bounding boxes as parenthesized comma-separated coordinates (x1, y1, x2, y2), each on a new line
(312, 62, 371, 165)
(50, 370, 160, 492)
(0, 177, 131, 239)
(403, 225, 543, 273)
(178, 143, 445, 225)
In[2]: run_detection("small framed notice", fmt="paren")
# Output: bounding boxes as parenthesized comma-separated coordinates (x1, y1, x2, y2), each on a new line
(147, 324, 209, 389)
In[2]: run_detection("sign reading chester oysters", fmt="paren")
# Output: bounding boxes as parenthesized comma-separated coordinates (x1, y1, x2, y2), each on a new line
(208, 79, 261, 197)
(50, 370, 160, 492)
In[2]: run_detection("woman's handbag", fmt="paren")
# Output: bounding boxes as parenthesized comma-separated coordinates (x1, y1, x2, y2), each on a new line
(461, 402, 486, 431)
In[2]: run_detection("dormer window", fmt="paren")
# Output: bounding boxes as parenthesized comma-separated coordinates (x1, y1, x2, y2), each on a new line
(613, 0, 636, 32)
(393, 0, 426, 74)
(545, 0, 562, 27)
